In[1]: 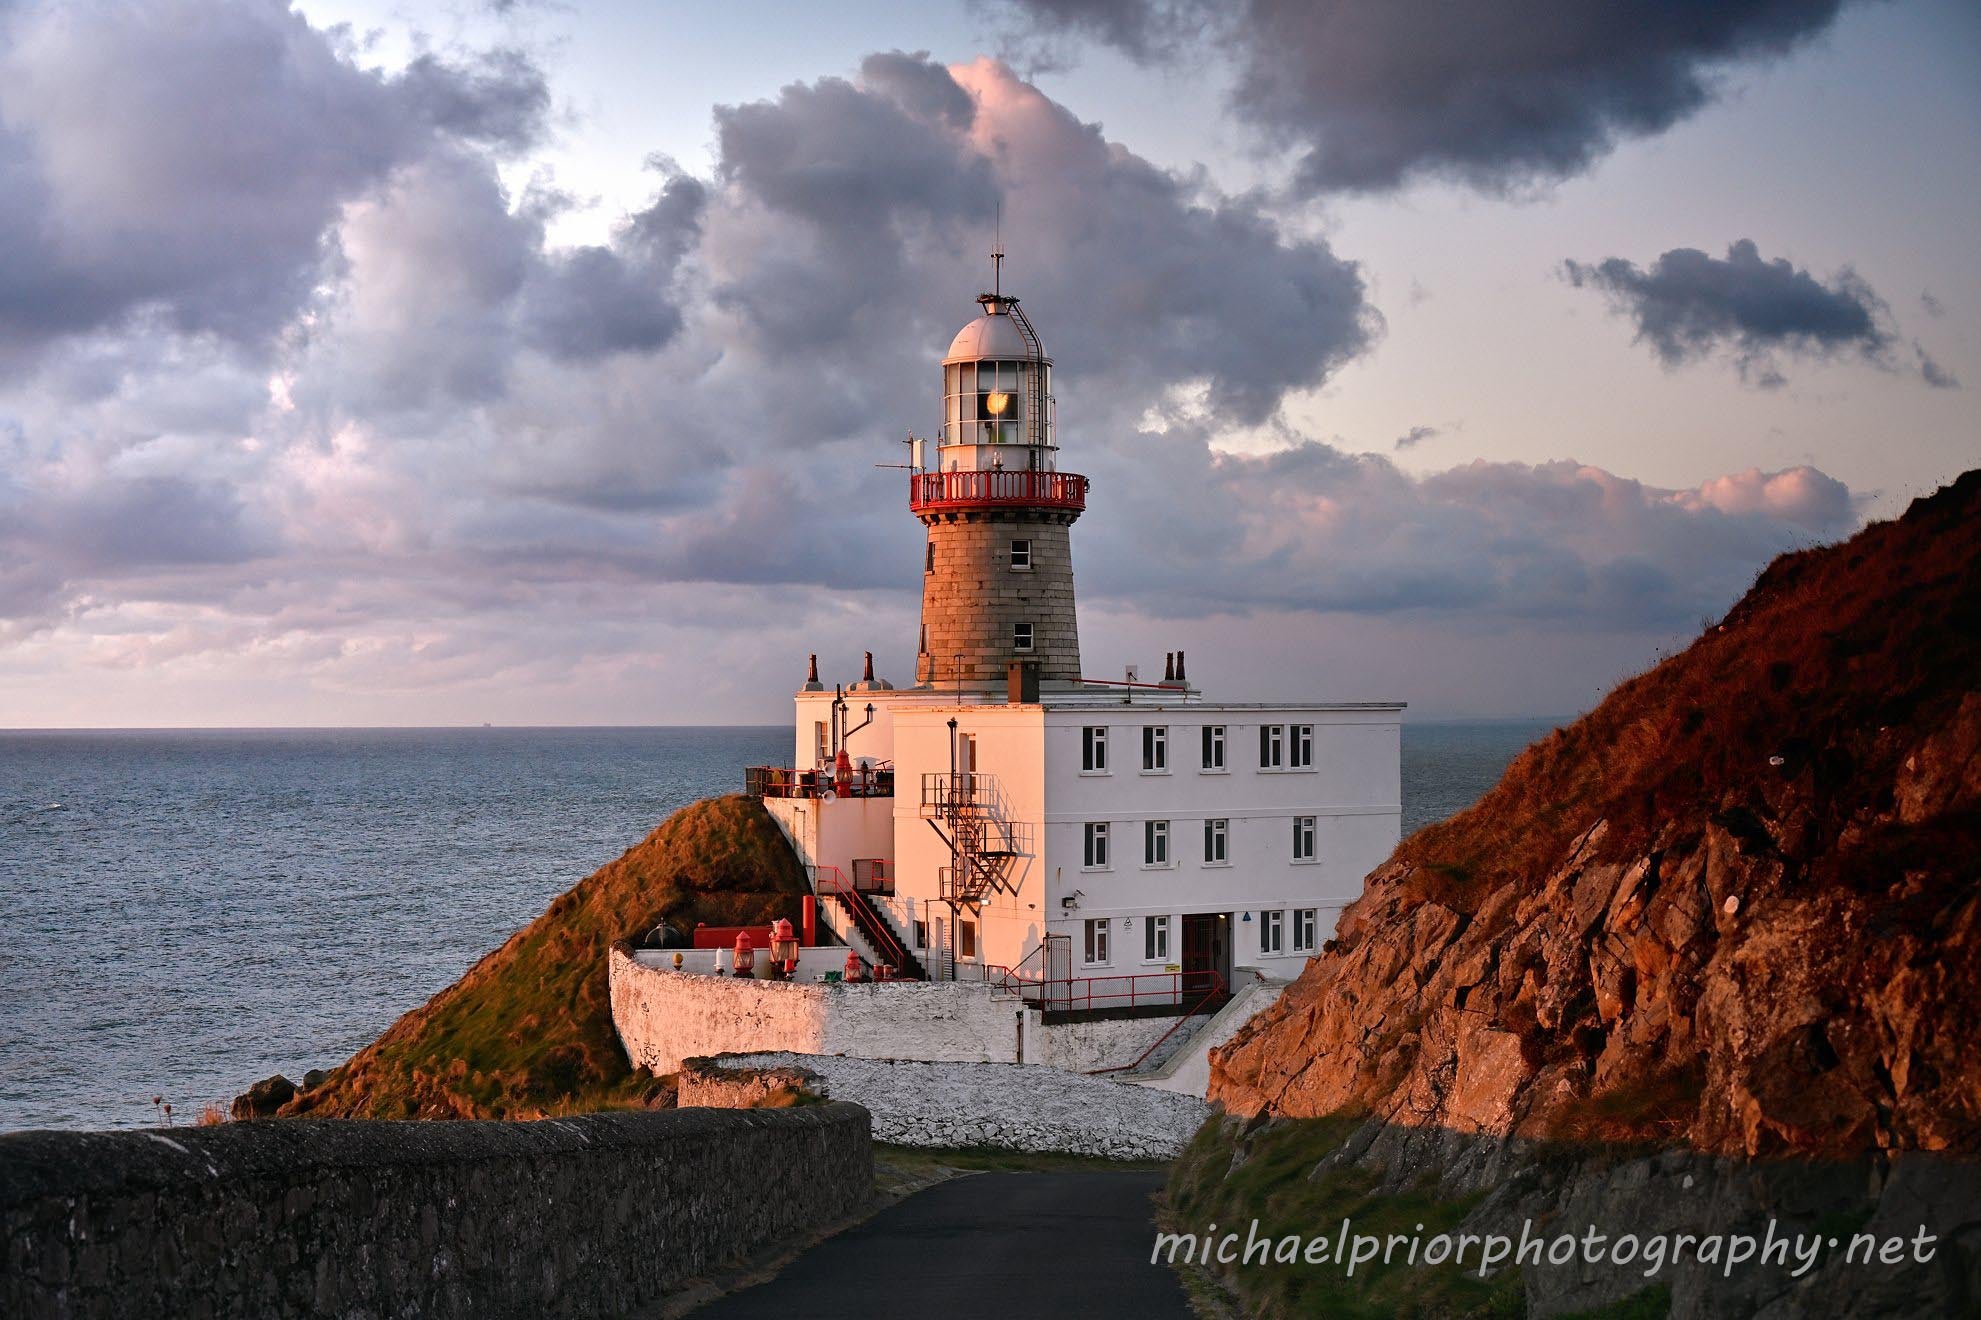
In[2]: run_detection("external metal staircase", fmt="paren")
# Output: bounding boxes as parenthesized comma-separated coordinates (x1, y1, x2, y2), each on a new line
(919, 772, 1031, 906)
(1007, 299, 1047, 450)
(813, 865, 927, 980)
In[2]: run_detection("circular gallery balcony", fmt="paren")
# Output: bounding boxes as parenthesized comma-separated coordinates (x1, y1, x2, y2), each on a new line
(908, 469, 1088, 517)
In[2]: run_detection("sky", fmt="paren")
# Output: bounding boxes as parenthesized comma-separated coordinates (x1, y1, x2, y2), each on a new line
(0, 0, 1974, 727)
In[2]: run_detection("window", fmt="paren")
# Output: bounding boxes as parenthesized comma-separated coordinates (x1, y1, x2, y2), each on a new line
(913, 919, 928, 950)
(957, 732, 977, 774)
(1081, 725, 1108, 773)
(959, 919, 978, 960)
(1145, 915, 1171, 962)
(1084, 917, 1111, 966)
(1292, 724, 1314, 768)
(1142, 725, 1167, 771)
(1261, 909, 1284, 955)
(1292, 908, 1318, 953)
(1294, 815, 1317, 861)
(1259, 724, 1284, 769)
(813, 721, 828, 765)
(1144, 819, 1170, 866)
(1201, 725, 1225, 770)
(1204, 818, 1228, 864)
(1013, 622, 1034, 652)
(925, 539, 935, 573)
(1009, 538, 1032, 570)
(1083, 821, 1110, 869)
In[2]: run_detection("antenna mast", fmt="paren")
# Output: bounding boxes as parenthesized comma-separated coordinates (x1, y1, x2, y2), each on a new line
(992, 201, 1004, 298)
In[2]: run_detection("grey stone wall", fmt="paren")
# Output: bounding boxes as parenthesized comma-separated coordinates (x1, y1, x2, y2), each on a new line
(916, 513, 1081, 684)
(1, 1104, 871, 1319)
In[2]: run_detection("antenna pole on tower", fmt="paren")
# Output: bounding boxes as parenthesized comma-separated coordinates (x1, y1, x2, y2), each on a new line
(992, 201, 1004, 298)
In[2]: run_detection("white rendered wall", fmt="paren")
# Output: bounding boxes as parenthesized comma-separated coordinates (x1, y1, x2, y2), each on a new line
(1040, 704, 1401, 977)
(609, 946, 1026, 1075)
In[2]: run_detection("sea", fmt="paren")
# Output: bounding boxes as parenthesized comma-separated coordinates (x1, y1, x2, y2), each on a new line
(0, 720, 1556, 1132)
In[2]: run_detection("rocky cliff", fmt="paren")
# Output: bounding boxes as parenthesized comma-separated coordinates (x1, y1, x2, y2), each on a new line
(1212, 471, 1981, 1159)
(273, 794, 810, 1120)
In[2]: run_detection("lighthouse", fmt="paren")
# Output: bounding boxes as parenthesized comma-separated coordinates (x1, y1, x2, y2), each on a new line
(912, 272, 1087, 688)
(749, 259, 1403, 1003)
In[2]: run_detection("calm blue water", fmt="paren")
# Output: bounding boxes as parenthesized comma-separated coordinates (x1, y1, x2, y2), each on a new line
(0, 720, 1554, 1131)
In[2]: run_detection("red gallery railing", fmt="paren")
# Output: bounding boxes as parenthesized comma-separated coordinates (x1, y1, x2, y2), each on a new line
(909, 469, 1087, 514)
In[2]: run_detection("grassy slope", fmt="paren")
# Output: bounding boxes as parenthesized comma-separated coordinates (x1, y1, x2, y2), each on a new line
(285, 794, 810, 1120)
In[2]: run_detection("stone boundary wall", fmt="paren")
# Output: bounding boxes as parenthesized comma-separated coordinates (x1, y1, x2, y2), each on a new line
(609, 945, 1021, 1075)
(1, 1105, 871, 1320)
(685, 1053, 1211, 1159)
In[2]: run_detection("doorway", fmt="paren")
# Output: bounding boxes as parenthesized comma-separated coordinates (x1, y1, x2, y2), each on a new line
(1181, 912, 1232, 999)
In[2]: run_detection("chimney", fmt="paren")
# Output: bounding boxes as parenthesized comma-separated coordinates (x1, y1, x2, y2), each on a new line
(862, 651, 876, 683)
(806, 653, 819, 684)
(1176, 650, 1187, 684)
(1164, 652, 1175, 683)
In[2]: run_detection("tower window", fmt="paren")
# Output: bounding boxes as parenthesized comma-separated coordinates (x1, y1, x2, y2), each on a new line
(1009, 539, 1032, 570)
(926, 540, 935, 573)
(1013, 622, 1034, 652)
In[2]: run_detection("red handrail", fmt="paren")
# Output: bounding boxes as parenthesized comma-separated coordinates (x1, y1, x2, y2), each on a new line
(1087, 972, 1228, 1075)
(908, 469, 1087, 513)
(814, 866, 915, 975)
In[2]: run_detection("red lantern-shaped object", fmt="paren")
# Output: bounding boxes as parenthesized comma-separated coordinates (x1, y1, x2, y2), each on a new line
(834, 747, 853, 795)
(843, 949, 868, 982)
(768, 918, 799, 974)
(732, 930, 756, 977)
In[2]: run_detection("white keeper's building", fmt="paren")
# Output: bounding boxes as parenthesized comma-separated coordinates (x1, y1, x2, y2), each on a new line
(747, 270, 1403, 1012)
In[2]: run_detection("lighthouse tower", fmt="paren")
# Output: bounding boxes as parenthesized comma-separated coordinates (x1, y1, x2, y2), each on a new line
(912, 269, 1087, 688)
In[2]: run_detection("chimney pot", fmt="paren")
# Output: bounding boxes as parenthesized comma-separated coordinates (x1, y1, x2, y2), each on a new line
(1176, 650, 1187, 683)
(806, 653, 819, 683)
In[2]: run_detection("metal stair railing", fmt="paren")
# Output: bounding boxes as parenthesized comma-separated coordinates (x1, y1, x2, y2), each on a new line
(812, 865, 925, 980)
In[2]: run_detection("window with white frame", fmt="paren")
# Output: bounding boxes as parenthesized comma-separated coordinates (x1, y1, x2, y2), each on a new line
(1084, 917, 1111, 965)
(1204, 818, 1228, 864)
(1292, 908, 1318, 953)
(1013, 622, 1034, 652)
(1259, 724, 1284, 769)
(1294, 815, 1317, 860)
(1009, 538, 1032, 570)
(1142, 725, 1167, 771)
(1082, 725, 1108, 773)
(1144, 819, 1170, 866)
(1145, 914, 1171, 962)
(1084, 821, 1110, 868)
(1261, 909, 1284, 955)
(1201, 724, 1225, 770)
(813, 721, 828, 765)
(1292, 724, 1314, 768)
(959, 918, 977, 960)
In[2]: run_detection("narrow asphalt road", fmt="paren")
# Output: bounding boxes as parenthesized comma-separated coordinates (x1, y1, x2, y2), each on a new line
(691, 1170, 1196, 1319)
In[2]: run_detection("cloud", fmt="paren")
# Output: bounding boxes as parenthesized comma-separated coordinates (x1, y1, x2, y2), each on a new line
(0, 0, 551, 367)
(1914, 341, 1959, 390)
(994, 0, 1851, 194)
(0, 23, 1871, 721)
(1563, 238, 1898, 386)
(1394, 424, 1438, 450)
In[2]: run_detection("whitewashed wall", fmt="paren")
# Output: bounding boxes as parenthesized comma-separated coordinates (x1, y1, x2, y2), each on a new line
(609, 947, 1024, 1075)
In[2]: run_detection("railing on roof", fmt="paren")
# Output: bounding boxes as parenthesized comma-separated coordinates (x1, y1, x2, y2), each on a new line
(909, 469, 1086, 515)
(745, 764, 893, 800)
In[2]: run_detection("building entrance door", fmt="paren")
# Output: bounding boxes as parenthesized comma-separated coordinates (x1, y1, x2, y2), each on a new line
(1181, 912, 1231, 997)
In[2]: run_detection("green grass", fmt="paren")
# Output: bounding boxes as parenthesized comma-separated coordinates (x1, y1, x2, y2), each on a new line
(1166, 1116, 1526, 1320)
(283, 794, 811, 1120)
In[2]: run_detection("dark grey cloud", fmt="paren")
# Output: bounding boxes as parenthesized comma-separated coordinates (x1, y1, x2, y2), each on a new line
(997, 0, 1850, 194)
(1563, 238, 1894, 386)
(1915, 342, 1959, 390)
(1394, 424, 1438, 450)
(0, 0, 552, 366)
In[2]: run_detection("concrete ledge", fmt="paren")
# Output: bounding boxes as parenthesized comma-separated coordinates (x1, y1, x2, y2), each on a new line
(2, 1105, 872, 1319)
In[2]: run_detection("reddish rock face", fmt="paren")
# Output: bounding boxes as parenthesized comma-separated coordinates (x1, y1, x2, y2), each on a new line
(1211, 472, 1981, 1159)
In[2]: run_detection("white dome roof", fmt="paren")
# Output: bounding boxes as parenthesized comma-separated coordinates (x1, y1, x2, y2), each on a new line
(943, 310, 1046, 365)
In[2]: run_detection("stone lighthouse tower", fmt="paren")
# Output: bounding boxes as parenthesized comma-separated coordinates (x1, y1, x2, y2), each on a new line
(912, 273, 1087, 689)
